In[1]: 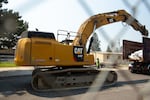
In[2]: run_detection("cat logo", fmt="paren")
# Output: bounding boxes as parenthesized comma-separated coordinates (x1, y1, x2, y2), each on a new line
(73, 46, 84, 62)
(74, 47, 83, 54)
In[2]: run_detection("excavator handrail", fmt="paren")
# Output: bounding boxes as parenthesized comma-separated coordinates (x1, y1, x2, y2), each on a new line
(72, 10, 149, 46)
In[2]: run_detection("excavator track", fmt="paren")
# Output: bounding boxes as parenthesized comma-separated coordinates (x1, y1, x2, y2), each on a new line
(31, 67, 117, 91)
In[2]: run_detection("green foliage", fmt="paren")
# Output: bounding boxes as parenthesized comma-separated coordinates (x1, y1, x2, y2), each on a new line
(0, 61, 16, 67)
(91, 32, 101, 51)
(0, 1, 28, 49)
(0, 0, 8, 8)
(106, 46, 112, 52)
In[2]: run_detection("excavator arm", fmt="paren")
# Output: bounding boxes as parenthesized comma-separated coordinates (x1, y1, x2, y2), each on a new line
(72, 10, 148, 46)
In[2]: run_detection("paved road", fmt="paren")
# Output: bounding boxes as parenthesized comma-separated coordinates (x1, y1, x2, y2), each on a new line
(0, 70, 150, 100)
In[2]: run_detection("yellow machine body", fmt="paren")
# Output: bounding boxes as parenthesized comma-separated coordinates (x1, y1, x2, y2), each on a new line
(15, 34, 94, 66)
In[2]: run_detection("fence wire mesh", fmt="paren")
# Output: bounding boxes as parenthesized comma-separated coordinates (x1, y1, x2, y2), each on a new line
(77, 0, 150, 100)
(0, 0, 150, 100)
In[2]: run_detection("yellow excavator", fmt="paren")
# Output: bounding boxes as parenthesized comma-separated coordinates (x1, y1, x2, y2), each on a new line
(14, 10, 148, 91)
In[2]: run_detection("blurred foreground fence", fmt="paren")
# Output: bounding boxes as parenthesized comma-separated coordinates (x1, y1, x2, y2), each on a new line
(0, 0, 150, 100)
(78, 0, 150, 100)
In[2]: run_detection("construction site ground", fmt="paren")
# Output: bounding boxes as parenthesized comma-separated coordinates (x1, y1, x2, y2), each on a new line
(1, 65, 150, 100)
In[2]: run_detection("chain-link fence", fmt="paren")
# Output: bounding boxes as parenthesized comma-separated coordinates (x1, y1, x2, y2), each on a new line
(0, 0, 150, 100)
(77, 0, 150, 100)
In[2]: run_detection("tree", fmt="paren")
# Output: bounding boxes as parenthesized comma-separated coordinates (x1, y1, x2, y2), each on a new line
(0, 1, 28, 49)
(106, 40, 121, 52)
(91, 32, 101, 51)
(0, 0, 8, 8)
(106, 46, 112, 52)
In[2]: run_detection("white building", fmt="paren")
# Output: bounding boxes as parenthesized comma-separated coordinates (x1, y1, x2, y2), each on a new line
(91, 51, 123, 65)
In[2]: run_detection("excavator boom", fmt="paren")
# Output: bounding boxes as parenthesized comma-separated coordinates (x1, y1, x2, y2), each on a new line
(73, 10, 148, 46)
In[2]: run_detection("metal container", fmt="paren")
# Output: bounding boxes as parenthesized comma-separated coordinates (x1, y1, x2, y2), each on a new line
(123, 40, 143, 59)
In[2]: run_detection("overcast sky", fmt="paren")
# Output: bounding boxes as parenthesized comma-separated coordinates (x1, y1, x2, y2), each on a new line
(3, 0, 150, 51)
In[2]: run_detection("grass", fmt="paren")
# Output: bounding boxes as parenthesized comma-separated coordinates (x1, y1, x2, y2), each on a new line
(0, 61, 16, 67)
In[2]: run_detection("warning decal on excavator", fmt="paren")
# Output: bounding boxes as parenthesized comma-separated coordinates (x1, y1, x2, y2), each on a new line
(73, 46, 84, 62)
